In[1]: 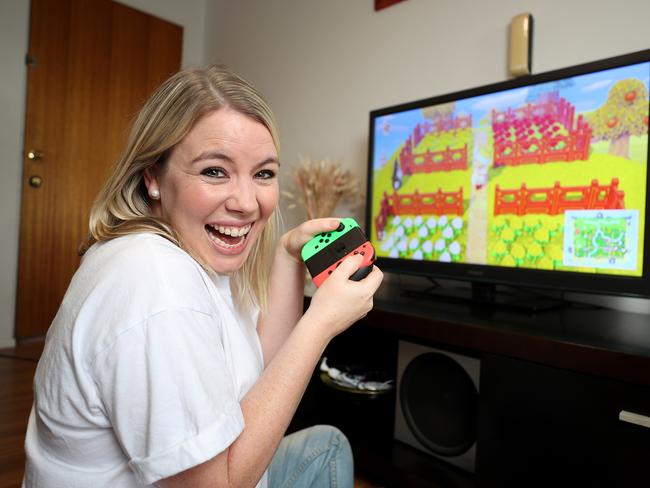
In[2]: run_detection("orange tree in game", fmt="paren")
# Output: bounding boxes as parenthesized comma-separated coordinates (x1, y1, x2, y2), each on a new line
(589, 78, 649, 159)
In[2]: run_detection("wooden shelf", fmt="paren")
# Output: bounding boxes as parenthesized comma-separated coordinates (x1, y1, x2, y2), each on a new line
(365, 297, 650, 386)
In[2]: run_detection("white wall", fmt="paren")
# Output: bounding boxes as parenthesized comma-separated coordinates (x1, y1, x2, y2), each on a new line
(0, 0, 30, 349)
(205, 0, 650, 313)
(0, 0, 209, 348)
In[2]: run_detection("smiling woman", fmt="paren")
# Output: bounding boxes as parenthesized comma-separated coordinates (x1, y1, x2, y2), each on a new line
(81, 66, 283, 311)
(21, 66, 383, 488)
(143, 108, 280, 275)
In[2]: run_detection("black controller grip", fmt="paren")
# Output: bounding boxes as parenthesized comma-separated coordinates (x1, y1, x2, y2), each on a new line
(350, 264, 373, 281)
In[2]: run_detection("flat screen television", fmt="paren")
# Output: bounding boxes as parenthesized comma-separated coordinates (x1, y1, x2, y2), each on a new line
(366, 49, 650, 304)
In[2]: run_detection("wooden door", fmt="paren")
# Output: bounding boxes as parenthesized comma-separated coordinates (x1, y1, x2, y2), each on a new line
(15, 0, 182, 339)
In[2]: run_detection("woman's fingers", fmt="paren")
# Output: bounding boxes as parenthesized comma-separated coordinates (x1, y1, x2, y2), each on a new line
(283, 218, 341, 258)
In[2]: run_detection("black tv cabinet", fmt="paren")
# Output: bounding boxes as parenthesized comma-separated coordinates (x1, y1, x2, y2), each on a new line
(291, 296, 650, 487)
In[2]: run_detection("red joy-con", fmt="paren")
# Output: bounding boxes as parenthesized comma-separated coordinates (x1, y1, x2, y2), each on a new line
(312, 241, 375, 287)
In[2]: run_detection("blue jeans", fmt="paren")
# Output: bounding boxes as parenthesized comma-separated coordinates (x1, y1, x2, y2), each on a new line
(268, 425, 354, 487)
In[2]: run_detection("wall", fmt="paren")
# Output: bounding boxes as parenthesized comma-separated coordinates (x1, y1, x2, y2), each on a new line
(205, 0, 650, 313)
(0, 0, 30, 348)
(0, 0, 208, 348)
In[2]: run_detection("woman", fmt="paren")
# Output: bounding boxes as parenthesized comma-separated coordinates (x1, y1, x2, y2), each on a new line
(23, 66, 383, 487)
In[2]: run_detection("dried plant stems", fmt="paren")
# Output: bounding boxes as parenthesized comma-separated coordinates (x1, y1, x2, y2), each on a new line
(282, 156, 361, 220)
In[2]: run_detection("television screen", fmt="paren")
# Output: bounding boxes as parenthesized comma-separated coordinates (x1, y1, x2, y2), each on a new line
(367, 50, 650, 298)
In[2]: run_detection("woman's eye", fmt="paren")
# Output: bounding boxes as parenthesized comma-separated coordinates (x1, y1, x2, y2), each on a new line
(202, 167, 226, 178)
(256, 169, 276, 180)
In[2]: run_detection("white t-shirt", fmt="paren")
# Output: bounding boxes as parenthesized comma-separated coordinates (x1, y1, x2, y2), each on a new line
(23, 233, 267, 487)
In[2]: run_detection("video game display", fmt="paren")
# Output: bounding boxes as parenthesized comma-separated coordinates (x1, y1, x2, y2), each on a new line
(370, 61, 649, 278)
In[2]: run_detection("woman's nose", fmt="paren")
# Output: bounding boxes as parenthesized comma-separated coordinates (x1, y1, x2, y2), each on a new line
(225, 179, 257, 214)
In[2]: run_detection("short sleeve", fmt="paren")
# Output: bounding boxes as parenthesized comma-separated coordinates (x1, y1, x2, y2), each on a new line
(90, 308, 244, 485)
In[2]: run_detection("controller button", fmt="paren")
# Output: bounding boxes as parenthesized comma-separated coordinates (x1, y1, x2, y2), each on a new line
(360, 251, 365, 255)
(328, 270, 333, 275)
(319, 238, 324, 243)
(315, 245, 319, 249)
(326, 233, 332, 237)
(336, 222, 345, 231)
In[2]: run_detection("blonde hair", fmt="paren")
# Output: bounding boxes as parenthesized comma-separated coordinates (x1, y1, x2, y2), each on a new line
(82, 65, 281, 312)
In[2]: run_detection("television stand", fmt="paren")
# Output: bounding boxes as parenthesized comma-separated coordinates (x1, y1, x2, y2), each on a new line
(296, 295, 650, 486)
(401, 280, 568, 314)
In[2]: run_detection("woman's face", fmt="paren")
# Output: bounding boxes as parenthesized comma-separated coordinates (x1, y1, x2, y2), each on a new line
(146, 107, 279, 274)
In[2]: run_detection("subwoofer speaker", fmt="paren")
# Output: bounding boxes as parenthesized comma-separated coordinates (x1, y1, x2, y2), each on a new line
(394, 340, 480, 473)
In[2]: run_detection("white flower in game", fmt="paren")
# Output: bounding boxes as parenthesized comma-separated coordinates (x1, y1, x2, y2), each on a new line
(403, 217, 413, 234)
(449, 241, 461, 256)
(380, 236, 394, 253)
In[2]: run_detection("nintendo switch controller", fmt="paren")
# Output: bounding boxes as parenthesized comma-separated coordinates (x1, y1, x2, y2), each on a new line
(301, 218, 376, 287)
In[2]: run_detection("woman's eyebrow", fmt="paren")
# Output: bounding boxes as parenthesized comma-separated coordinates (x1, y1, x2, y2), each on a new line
(190, 151, 233, 165)
(191, 152, 280, 168)
(190, 151, 280, 168)
(258, 157, 281, 167)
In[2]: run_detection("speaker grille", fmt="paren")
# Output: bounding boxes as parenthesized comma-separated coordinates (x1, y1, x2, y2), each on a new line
(400, 352, 478, 456)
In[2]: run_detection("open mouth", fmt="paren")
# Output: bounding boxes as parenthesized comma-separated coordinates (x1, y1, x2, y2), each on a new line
(205, 223, 252, 249)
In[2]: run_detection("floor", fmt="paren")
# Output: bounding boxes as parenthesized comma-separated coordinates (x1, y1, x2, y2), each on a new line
(0, 341, 41, 488)
(0, 340, 378, 488)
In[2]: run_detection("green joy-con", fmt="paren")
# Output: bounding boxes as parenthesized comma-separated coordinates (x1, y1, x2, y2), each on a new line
(300, 218, 360, 262)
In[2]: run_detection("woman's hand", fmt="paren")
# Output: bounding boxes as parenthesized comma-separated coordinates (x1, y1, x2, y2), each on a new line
(279, 218, 342, 262)
(303, 254, 383, 341)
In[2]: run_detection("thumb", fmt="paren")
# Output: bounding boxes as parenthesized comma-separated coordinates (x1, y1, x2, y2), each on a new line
(331, 254, 365, 279)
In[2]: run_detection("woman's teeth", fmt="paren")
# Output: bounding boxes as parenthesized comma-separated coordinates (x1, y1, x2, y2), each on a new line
(212, 223, 252, 237)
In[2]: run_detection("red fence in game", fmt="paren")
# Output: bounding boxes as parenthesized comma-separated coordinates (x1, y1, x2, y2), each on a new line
(398, 115, 472, 175)
(412, 115, 473, 146)
(492, 96, 592, 167)
(494, 178, 625, 216)
(374, 188, 464, 238)
(399, 145, 468, 174)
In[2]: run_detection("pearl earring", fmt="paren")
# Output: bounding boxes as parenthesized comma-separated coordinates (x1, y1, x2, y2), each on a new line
(149, 189, 160, 199)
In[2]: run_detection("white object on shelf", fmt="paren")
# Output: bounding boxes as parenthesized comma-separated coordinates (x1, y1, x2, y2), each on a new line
(619, 410, 650, 429)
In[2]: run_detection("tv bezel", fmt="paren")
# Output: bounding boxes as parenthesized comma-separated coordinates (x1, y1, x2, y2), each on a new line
(366, 49, 650, 299)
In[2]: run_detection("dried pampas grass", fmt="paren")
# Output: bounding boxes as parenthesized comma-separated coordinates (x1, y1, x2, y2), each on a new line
(282, 156, 362, 220)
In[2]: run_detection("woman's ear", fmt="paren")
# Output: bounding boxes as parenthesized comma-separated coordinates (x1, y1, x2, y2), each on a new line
(143, 167, 160, 200)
